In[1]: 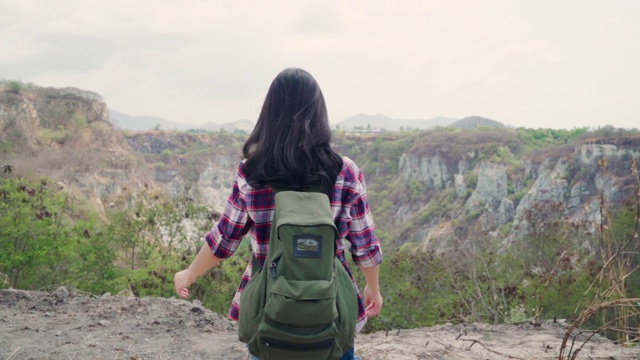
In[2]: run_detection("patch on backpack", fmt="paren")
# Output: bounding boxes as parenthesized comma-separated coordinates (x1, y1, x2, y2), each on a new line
(293, 234, 322, 258)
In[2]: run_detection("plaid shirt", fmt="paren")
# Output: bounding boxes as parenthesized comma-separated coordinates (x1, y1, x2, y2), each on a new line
(205, 156, 383, 333)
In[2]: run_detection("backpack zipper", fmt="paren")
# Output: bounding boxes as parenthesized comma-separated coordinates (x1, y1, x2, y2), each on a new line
(261, 337, 333, 353)
(270, 260, 277, 278)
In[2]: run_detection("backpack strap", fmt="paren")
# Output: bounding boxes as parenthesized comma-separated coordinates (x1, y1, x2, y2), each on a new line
(250, 253, 262, 277)
(272, 183, 331, 196)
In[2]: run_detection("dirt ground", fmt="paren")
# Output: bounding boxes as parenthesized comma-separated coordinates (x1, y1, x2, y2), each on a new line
(1, 288, 639, 360)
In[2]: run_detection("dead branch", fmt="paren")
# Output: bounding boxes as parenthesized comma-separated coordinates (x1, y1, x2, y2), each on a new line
(558, 298, 640, 359)
(5, 347, 21, 360)
(457, 337, 525, 359)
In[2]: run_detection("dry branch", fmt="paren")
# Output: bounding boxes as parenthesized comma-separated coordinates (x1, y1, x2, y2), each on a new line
(457, 337, 525, 359)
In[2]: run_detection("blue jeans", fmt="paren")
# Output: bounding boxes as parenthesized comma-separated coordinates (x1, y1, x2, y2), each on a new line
(250, 347, 356, 360)
(340, 347, 356, 360)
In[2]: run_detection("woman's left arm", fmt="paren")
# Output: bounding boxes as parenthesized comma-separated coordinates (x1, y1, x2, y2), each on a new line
(174, 242, 224, 299)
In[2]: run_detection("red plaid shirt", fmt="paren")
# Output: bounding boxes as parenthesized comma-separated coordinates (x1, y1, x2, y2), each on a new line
(205, 156, 383, 333)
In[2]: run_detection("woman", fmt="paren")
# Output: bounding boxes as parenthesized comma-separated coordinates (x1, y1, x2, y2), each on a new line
(174, 68, 383, 360)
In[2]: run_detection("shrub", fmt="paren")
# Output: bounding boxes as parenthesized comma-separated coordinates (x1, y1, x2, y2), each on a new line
(89, 121, 113, 138)
(40, 126, 70, 145)
(6, 80, 24, 94)
(0, 177, 120, 291)
(465, 171, 478, 190)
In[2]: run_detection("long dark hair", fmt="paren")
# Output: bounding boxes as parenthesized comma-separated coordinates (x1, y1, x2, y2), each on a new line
(242, 68, 343, 192)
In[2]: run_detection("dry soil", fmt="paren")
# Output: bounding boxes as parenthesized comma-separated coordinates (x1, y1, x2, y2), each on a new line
(1, 288, 639, 360)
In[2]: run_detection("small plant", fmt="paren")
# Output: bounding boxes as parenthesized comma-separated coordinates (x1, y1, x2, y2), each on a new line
(1, 163, 14, 175)
(506, 304, 528, 324)
(70, 113, 88, 130)
(40, 126, 70, 145)
(6, 80, 24, 94)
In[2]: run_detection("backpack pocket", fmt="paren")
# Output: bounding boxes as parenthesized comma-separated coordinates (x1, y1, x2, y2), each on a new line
(259, 336, 334, 359)
(334, 262, 357, 351)
(239, 266, 268, 343)
(265, 277, 338, 327)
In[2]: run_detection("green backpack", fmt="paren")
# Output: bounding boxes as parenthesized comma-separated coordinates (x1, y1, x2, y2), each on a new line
(238, 188, 357, 360)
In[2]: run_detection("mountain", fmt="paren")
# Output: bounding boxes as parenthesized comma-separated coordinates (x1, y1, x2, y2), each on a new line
(337, 113, 455, 131)
(109, 109, 254, 133)
(109, 109, 198, 131)
(448, 116, 505, 129)
(199, 119, 255, 133)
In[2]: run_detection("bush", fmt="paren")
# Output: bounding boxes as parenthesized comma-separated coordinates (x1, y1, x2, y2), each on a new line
(40, 126, 70, 145)
(0, 177, 120, 291)
(6, 80, 24, 94)
(89, 121, 113, 138)
(465, 171, 478, 190)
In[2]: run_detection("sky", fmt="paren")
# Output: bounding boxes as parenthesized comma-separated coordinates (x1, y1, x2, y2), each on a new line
(1, 0, 639, 129)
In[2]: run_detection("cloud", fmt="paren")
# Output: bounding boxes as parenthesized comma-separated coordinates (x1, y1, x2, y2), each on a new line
(292, 2, 345, 34)
(0, 0, 638, 129)
(2, 34, 118, 77)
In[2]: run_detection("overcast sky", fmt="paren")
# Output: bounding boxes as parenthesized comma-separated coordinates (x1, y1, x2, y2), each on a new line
(1, 0, 638, 129)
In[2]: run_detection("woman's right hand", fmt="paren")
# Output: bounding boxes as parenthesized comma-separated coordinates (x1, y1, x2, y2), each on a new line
(363, 284, 383, 317)
(174, 269, 196, 299)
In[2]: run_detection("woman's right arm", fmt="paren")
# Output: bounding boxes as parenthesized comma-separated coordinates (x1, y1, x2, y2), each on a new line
(360, 264, 383, 317)
(345, 159, 384, 316)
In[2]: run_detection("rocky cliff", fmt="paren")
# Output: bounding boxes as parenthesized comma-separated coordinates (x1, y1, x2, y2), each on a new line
(0, 86, 156, 212)
(0, 85, 247, 232)
(390, 132, 640, 250)
(124, 131, 243, 213)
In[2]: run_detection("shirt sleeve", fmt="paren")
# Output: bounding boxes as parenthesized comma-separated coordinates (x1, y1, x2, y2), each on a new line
(347, 167, 383, 268)
(205, 165, 254, 259)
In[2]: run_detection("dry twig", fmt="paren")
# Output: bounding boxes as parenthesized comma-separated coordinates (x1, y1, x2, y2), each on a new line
(5, 347, 21, 360)
(457, 337, 525, 359)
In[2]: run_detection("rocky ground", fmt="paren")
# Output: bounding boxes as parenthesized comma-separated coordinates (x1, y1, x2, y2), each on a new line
(1, 288, 639, 360)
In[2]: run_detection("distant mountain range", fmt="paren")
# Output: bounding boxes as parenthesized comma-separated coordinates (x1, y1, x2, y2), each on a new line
(199, 119, 255, 133)
(109, 109, 194, 131)
(109, 109, 254, 133)
(336, 113, 504, 131)
(110, 109, 504, 133)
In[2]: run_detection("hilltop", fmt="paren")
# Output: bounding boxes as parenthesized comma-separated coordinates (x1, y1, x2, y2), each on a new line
(448, 115, 505, 129)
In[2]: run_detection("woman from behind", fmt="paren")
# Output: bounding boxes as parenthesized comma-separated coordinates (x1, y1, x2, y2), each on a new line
(174, 68, 383, 360)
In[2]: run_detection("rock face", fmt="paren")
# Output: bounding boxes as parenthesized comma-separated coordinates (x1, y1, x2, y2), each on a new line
(454, 174, 467, 197)
(125, 131, 242, 214)
(466, 162, 507, 212)
(399, 154, 449, 191)
(511, 160, 568, 236)
(578, 142, 640, 165)
(0, 87, 111, 152)
(195, 155, 239, 212)
(497, 198, 515, 226)
(396, 136, 640, 250)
